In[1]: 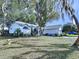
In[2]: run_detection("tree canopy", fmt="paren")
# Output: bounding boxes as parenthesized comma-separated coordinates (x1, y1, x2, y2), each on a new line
(0, 0, 59, 26)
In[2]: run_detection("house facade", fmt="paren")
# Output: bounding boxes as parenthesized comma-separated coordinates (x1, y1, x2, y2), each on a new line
(43, 25, 63, 36)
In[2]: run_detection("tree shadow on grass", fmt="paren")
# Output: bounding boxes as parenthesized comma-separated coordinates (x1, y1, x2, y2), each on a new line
(12, 49, 75, 59)
(0, 42, 77, 50)
(0, 42, 78, 59)
(0, 36, 17, 40)
(0, 43, 69, 50)
(50, 44, 70, 48)
(10, 44, 78, 59)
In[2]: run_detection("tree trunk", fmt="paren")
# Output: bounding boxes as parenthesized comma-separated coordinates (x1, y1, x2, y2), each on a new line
(71, 14, 79, 46)
(61, 0, 79, 46)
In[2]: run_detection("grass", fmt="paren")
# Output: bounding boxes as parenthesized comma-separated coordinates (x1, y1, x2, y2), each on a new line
(0, 36, 78, 59)
(66, 34, 78, 37)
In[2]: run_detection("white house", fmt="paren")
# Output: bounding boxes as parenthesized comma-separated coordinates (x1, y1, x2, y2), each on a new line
(43, 25, 63, 36)
(9, 21, 39, 36)
(9, 21, 31, 36)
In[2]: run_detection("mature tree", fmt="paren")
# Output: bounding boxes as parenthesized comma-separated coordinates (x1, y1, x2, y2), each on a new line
(1, 0, 59, 26)
(1, 0, 12, 35)
(36, 0, 59, 27)
(59, 0, 79, 46)
(62, 24, 77, 33)
(62, 24, 72, 33)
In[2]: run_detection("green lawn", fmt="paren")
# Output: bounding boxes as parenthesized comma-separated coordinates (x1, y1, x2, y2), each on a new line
(0, 36, 78, 59)
(66, 34, 78, 37)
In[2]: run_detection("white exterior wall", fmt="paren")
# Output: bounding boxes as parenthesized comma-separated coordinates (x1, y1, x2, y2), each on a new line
(9, 22, 31, 35)
(43, 25, 63, 36)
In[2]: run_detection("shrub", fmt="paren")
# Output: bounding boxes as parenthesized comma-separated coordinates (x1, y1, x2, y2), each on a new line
(13, 28, 22, 37)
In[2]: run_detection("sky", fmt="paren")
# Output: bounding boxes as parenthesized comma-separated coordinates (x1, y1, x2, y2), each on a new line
(45, 0, 79, 26)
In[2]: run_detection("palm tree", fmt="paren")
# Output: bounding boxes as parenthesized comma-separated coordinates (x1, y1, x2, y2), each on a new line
(60, 0, 79, 46)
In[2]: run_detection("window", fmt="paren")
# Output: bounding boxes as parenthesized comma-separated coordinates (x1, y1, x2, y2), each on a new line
(23, 26, 28, 29)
